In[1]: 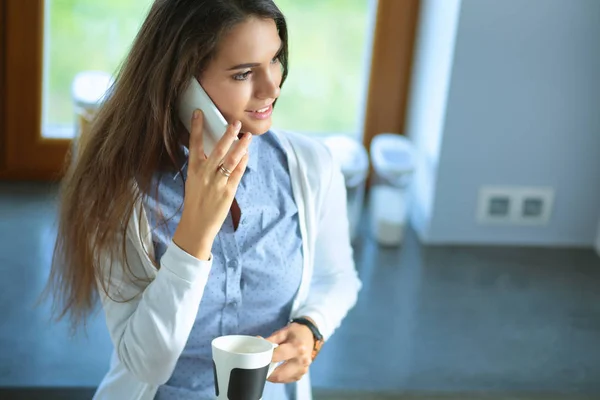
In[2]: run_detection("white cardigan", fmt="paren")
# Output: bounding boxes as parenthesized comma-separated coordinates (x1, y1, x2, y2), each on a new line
(93, 129, 362, 400)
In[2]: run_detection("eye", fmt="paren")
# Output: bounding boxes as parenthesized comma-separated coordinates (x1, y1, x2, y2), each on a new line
(271, 56, 280, 65)
(233, 70, 252, 81)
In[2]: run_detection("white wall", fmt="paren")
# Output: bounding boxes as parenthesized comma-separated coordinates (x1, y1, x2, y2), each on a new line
(405, 0, 462, 240)
(408, 0, 600, 247)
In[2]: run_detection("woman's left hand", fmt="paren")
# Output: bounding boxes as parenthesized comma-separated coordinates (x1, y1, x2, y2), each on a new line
(265, 322, 315, 383)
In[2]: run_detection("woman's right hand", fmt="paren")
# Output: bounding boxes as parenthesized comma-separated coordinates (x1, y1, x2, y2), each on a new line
(172, 109, 252, 260)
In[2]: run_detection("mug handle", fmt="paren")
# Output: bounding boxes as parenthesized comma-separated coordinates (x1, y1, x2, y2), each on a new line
(267, 343, 280, 378)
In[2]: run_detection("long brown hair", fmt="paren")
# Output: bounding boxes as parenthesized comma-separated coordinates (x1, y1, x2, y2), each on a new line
(45, 0, 289, 331)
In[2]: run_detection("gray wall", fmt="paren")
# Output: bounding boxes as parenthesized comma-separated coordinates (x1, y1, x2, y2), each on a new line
(596, 220, 600, 255)
(408, 0, 600, 247)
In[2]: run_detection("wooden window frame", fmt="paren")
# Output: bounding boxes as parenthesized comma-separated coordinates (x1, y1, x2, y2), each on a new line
(0, 0, 419, 182)
(1, 0, 70, 181)
(0, 0, 5, 172)
(362, 0, 420, 185)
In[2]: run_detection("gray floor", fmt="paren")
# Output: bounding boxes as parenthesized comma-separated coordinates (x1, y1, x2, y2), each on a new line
(1, 181, 600, 399)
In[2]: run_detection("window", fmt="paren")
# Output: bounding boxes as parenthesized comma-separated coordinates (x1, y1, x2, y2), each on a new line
(43, 0, 152, 138)
(272, 0, 375, 137)
(2, 0, 418, 179)
(42, 0, 375, 139)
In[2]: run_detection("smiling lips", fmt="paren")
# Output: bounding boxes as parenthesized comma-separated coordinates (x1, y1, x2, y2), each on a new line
(246, 104, 273, 120)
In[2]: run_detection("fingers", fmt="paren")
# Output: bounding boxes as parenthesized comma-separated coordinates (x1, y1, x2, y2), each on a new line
(206, 121, 242, 169)
(271, 342, 298, 363)
(267, 359, 310, 384)
(269, 328, 311, 364)
(188, 110, 205, 168)
(219, 132, 252, 173)
(187, 110, 251, 184)
(226, 152, 249, 189)
(264, 326, 312, 383)
(265, 327, 289, 345)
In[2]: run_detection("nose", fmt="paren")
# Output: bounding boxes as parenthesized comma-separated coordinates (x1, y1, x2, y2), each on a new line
(255, 69, 281, 100)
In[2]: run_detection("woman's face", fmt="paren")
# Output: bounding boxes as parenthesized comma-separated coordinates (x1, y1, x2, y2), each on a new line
(200, 17, 283, 136)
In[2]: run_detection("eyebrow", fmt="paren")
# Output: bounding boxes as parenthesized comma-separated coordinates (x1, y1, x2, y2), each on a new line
(226, 41, 284, 71)
(227, 62, 261, 71)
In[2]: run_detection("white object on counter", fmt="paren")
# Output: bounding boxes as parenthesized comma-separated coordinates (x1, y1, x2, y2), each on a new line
(370, 185, 408, 246)
(322, 135, 369, 242)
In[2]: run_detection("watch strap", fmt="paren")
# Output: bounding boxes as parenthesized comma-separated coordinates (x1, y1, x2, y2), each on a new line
(290, 317, 323, 341)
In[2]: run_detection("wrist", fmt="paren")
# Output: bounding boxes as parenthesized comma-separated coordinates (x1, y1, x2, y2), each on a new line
(290, 317, 324, 361)
(173, 225, 213, 261)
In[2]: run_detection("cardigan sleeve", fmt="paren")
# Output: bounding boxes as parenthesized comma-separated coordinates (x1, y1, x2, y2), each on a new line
(292, 155, 362, 340)
(97, 235, 212, 385)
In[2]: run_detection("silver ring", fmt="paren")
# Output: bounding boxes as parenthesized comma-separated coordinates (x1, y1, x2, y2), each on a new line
(218, 163, 232, 177)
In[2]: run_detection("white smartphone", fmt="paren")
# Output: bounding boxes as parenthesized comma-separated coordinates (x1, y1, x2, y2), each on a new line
(178, 77, 232, 156)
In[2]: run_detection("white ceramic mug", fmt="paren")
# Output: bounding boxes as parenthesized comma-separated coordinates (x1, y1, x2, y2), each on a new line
(211, 335, 278, 400)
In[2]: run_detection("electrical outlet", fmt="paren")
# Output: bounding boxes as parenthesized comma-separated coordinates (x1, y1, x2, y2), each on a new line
(477, 186, 514, 224)
(477, 186, 554, 225)
(489, 196, 511, 217)
(514, 187, 554, 225)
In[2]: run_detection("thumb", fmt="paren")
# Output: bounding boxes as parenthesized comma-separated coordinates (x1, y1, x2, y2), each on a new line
(265, 327, 289, 345)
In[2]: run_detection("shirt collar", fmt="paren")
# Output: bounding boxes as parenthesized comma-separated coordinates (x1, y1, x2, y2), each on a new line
(245, 133, 260, 171)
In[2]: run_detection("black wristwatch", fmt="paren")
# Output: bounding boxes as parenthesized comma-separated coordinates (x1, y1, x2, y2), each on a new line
(290, 317, 324, 360)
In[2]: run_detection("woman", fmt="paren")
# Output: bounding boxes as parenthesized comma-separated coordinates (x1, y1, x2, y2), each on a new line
(47, 0, 361, 399)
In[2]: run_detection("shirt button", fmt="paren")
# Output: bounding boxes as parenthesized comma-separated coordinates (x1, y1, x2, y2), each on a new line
(229, 260, 239, 269)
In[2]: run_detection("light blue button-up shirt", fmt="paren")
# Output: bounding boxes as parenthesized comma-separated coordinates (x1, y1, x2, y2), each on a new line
(144, 131, 303, 400)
